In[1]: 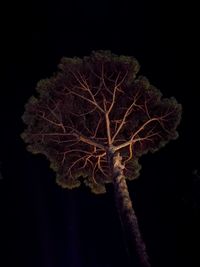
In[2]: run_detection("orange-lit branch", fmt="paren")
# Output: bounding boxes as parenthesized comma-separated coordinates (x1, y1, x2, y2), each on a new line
(37, 112, 66, 133)
(69, 71, 105, 113)
(101, 63, 113, 95)
(97, 152, 107, 177)
(123, 131, 161, 165)
(107, 71, 128, 131)
(92, 117, 102, 138)
(111, 91, 143, 143)
(66, 156, 87, 178)
(79, 135, 105, 150)
(114, 117, 160, 152)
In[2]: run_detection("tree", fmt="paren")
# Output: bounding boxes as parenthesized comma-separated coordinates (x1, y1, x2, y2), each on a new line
(21, 50, 182, 267)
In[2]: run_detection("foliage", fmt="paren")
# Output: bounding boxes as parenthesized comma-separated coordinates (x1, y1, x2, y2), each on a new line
(21, 50, 182, 193)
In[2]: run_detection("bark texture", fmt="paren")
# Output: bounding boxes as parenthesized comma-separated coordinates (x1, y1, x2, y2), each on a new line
(112, 152, 151, 267)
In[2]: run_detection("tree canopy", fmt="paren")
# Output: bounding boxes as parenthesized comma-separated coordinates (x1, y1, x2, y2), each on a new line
(21, 50, 182, 193)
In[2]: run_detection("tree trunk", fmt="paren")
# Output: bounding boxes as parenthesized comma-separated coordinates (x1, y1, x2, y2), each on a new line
(112, 152, 151, 267)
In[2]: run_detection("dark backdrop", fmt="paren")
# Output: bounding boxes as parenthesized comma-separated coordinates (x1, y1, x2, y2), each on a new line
(1, 1, 199, 267)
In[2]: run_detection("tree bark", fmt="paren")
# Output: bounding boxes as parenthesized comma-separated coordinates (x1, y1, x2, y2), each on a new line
(112, 152, 151, 267)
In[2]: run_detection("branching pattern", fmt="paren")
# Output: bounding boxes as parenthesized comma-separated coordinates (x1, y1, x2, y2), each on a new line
(21, 51, 182, 193)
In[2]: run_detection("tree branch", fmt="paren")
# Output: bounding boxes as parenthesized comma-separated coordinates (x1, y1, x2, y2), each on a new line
(79, 134, 106, 150)
(67, 90, 105, 113)
(68, 70, 105, 113)
(111, 91, 143, 142)
(113, 118, 160, 151)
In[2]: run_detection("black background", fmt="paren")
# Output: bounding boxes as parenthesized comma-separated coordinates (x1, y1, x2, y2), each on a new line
(1, 1, 200, 267)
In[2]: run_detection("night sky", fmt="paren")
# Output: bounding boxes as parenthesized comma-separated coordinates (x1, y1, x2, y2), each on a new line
(1, 1, 200, 267)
